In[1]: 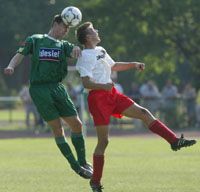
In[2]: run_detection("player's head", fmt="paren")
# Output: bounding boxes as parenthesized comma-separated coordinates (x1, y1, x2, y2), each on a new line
(76, 22, 100, 46)
(50, 14, 70, 39)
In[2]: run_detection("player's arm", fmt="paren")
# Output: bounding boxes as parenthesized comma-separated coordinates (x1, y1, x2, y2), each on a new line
(111, 62, 145, 72)
(64, 41, 81, 59)
(81, 76, 113, 91)
(70, 46, 81, 58)
(4, 36, 33, 75)
(4, 53, 24, 75)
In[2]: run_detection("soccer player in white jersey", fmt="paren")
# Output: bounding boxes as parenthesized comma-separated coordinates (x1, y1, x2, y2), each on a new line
(75, 22, 196, 192)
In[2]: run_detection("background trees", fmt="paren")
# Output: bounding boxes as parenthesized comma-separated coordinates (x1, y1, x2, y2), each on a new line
(0, 0, 199, 94)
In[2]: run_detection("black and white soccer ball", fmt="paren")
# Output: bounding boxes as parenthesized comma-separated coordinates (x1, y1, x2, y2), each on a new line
(61, 6, 82, 27)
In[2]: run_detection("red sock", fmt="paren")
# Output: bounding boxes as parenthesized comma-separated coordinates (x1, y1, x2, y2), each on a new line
(149, 120, 177, 144)
(92, 154, 104, 185)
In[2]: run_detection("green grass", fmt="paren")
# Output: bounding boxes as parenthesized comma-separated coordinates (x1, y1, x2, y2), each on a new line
(0, 137, 199, 192)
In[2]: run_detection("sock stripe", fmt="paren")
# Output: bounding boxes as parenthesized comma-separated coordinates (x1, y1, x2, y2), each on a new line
(71, 132, 83, 138)
(55, 136, 66, 144)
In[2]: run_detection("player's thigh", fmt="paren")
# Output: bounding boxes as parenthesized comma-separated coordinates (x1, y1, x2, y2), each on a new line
(122, 103, 155, 121)
(62, 115, 82, 133)
(30, 86, 60, 121)
(53, 85, 78, 117)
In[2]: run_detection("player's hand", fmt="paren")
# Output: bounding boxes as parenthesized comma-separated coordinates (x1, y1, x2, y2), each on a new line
(71, 46, 81, 58)
(104, 83, 114, 91)
(4, 67, 14, 75)
(135, 62, 145, 71)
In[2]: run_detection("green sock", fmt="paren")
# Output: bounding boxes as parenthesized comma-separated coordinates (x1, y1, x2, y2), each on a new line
(71, 132, 86, 166)
(55, 136, 80, 172)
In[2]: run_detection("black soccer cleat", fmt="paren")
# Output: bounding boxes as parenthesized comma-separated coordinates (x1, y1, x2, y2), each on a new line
(90, 180, 104, 192)
(83, 162, 93, 172)
(171, 134, 197, 151)
(77, 166, 93, 179)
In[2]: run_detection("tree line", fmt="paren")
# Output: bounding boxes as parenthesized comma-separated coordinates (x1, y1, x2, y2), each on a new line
(0, 0, 199, 95)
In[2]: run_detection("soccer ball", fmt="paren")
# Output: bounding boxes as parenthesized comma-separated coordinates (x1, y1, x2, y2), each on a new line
(61, 6, 82, 27)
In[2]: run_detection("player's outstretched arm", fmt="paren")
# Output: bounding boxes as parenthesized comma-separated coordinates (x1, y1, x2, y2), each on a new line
(112, 62, 145, 72)
(4, 53, 24, 75)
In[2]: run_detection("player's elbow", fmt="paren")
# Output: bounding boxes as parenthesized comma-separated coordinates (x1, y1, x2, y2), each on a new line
(111, 65, 117, 71)
(81, 77, 91, 89)
(82, 81, 90, 89)
(112, 63, 122, 71)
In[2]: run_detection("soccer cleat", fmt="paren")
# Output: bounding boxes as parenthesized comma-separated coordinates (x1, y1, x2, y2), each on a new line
(77, 166, 93, 179)
(83, 162, 93, 172)
(171, 134, 197, 151)
(90, 180, 104, 192)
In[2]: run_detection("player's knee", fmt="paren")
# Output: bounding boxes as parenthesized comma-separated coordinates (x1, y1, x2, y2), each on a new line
(103, 138, 109, 149)
(95, 138, 109, 154)
(52, 127, 64, 137)
(102, 138, 109, 148)
(76, 120, 82, 130)
(99, 138, 109, 149)
(72, 118, 82, 132)
(140, 107, 149, 115)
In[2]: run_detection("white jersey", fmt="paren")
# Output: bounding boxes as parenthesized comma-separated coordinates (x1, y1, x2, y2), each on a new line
(76, 46, 115, 84)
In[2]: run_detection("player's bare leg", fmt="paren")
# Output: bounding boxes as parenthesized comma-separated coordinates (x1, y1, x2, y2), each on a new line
(62, 115, 82, 133)
(48, 118, 92, 179)
(48, 118, 65, 137)
(122, 103, 196, 151)
(62, 116, 93, 172)
(94, 125, 109, 155)
(90, 125, 109, 192)
(122, 103, 155, 126)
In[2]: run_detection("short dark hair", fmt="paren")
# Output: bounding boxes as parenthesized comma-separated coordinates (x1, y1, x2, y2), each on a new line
(51, 14, 63, 26)
(76, 22, 92, 45)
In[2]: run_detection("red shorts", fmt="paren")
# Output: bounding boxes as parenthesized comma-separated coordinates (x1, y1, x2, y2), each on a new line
(88, 87, 134, 126)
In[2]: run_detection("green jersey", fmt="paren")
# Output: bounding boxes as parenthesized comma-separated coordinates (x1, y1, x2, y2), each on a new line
(17, 34, 74, 85)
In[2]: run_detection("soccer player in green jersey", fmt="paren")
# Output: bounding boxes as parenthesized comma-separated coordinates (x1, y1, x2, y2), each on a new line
(4, 15, 93, 179)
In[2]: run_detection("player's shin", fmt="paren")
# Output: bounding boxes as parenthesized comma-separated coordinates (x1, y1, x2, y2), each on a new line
(91, 154, 104, 185)
(149, 119, 177, 143)
(55, 136, 80, 171)
(71, 132, 87, 166)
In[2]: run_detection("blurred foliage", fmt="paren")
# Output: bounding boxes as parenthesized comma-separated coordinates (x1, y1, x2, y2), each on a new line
(0, 0, 199, 94)
(0, 71, 7, 95)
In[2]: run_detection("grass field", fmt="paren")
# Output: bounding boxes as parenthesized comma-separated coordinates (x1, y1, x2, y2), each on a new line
(0, 136, 199, 192)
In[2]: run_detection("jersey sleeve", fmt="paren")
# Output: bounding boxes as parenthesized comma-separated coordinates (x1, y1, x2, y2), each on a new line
(76, 52, 96, 78)
(17, 36, 33, 56)
(63, 41, 74, 57)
